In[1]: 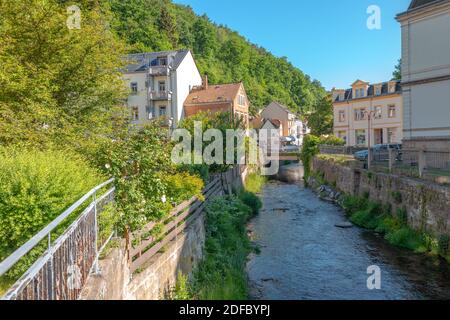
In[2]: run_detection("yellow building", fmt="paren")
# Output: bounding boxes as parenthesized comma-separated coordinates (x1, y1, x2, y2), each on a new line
(332, 80, 403, 147)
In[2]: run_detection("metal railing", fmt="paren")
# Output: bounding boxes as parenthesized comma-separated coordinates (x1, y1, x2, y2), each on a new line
(148, 65, 170, 76)
(0, 179, 115, 300)
(149, 90, 172, 101)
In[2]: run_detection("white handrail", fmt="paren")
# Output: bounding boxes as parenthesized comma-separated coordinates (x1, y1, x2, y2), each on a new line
(0, 178, 114, 276)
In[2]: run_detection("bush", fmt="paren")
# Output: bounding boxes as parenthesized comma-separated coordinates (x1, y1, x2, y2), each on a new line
(0, 147, 104, 258)
(164, 172, 204, 205)
(238, 191, 262, 216)
(245, 173, 267, 194)
(0, 147, 105, 280)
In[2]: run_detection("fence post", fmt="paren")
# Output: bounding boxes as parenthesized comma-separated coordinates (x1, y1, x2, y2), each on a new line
(388, 148, 394, 173)
(47, 232, 55, 300)
(418, 150, 426, 178)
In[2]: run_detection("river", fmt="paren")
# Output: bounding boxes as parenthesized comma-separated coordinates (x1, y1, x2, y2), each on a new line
(247, 164, 450, 300)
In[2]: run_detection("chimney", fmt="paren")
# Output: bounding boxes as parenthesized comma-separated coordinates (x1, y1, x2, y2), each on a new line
(202, 75, 208, 90)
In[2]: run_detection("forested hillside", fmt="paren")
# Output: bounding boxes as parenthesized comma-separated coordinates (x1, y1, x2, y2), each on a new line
(108, 0, 327, 115)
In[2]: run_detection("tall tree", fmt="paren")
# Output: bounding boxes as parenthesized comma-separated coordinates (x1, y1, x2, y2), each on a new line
(306, 95, 334, 136)
(0, 0, 127, 153)
(157, 3, 178, 48)
(392, 59, 402, 80)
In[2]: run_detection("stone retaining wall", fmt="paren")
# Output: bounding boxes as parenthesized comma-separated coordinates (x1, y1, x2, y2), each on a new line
(312, 157, 450, 236)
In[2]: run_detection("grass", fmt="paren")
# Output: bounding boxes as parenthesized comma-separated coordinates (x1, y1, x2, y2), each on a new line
(317, 154, 354, 165)
(175, 184, 263, 301)
(342, 195, 450, 259)
(244, 172, 267, 194)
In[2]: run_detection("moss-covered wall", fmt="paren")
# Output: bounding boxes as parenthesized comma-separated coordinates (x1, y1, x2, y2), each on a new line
(312, 157, 450, 237)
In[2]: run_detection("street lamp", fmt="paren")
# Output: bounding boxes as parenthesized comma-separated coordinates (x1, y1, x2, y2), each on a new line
(364, 109, 376, 170)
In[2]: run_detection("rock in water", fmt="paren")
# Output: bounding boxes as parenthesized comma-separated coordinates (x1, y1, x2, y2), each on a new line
(335, 222, 353, 229)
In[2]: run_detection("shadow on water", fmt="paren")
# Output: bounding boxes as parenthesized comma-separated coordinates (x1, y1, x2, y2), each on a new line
(247, 163, 450, 300)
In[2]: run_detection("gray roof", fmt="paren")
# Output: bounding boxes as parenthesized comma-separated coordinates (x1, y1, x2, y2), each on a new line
(408, 0, 446, 9)
(334, 81, 402, 103)
(266, 101, 294, 115)
(124, 49, 190, 73)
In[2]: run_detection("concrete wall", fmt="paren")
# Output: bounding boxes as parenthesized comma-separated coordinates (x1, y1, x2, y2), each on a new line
(312, 157, 450, 236)
(80, 167, 248, 300)
(81, 209, 206, 300)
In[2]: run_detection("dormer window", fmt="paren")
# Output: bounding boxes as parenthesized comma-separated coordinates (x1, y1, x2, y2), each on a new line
(157, 57, 167, 66)
(375, 86, 382, 96)
(355, 88, 365, 98)
(388, 82, 396, 93)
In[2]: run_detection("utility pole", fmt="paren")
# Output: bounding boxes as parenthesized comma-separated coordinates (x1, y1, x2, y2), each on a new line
(365, 109, 375, 170)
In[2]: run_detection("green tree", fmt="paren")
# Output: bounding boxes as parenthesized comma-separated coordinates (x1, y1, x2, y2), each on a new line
(392, 59, 402, 80)
(0, 0, 127, 155)
(306, 95, 334, 136)
(192, 17, 218, 57)
(157, 2, 179, 48)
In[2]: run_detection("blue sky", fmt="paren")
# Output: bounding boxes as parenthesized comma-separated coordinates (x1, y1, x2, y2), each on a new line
(173, 0, 411, 90)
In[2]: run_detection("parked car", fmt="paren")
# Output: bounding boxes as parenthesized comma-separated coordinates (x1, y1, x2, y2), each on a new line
(354, 144, 402, 161)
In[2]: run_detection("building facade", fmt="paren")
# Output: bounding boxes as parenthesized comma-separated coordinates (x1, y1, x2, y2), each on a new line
(184, 81, 250, 128)
(260, 102, 298, 138)
(332, 80, 403, 147)
(123, 50, 202, 127)
(396, 0, 450, 154)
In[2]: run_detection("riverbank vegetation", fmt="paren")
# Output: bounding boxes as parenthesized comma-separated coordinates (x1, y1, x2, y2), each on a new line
(171, 173, 265, 300)
(300, 135, 345, 180)
(342, 195, 450, 262)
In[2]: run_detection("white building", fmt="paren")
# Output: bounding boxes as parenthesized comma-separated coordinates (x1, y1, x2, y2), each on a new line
(123, 50, 202, 128)
(397, 0, 450, 154)
(332, 80, 403, 147)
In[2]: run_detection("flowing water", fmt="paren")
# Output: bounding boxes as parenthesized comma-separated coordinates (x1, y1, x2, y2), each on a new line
(247, 164, 450, 300)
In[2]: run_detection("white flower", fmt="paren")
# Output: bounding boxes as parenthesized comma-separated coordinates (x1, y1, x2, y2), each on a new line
(161, 195, 167, 204)
(105, 163, 111, 170)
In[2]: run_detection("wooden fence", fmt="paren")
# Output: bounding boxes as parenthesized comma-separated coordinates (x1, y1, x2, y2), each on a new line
(128, 165, 245, 273)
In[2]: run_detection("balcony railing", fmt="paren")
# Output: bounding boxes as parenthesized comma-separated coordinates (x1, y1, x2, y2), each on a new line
(149, 90, 172, 101)
(149, 65, 170, 76)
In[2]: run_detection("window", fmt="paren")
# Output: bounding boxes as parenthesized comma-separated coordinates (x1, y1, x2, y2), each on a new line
(131, 107, 139, 121)
(130, 82, 138, 94)
(387, 128, 396, 143)
(388, 105, 396, 118)
(375, 86, 381, 96)
(158, 57, 167, 66)
(374, 106, 382, 119)
(159, 106, 167, 117)
(238, 94, 246, 106)
(356, 129, 366, 146)
(354, 108, 366, 121)
(389, 83, 396, 93)
(158, 81, 166, 92)
(338, 110, 346, 122)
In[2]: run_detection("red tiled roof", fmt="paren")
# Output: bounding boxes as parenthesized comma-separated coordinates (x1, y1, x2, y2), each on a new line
(184, 83, 242, 105)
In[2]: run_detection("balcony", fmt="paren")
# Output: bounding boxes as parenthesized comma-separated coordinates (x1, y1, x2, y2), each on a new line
(149, 65, 170, 76)
(149, 90, 172, 101)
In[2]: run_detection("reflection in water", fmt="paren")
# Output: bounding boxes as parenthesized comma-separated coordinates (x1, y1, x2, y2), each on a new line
(247, 166, 450, 300)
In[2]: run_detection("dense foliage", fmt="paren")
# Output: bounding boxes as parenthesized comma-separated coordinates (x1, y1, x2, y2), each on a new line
(191, 196, 254, 300)
(98, 122, 204, 231)
(300, 134, 345, 179)
(108, 0, 328, 115)
(0, 147, 105, 259)
(392, 59, 402, 81)
(0, 0, 128, 153)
